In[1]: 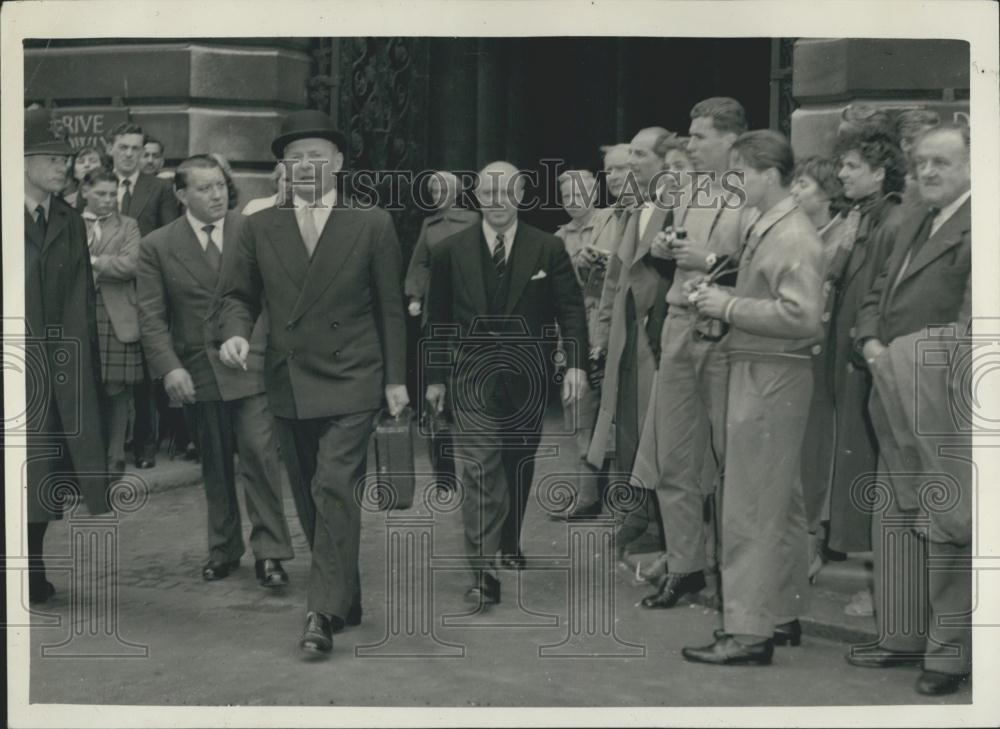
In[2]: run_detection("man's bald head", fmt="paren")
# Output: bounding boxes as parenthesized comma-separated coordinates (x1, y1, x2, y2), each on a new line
(476, 160, 524, 232)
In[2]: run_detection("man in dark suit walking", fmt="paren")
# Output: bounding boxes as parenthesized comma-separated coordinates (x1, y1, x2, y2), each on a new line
(22, 107, 110, 604)
(108, 121, 181, 469)
(850, 123, 973, 697)
(137, 155, 295, 587)
(424, 161, 589, 606)
(218, 111, 409, 655)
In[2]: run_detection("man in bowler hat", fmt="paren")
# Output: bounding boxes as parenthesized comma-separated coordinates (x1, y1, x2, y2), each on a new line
(22, 107, 110, 604)
(218, 110, 409, 655)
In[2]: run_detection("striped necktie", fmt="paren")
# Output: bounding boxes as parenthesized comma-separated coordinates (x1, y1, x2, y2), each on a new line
(492, 233, 506, 276)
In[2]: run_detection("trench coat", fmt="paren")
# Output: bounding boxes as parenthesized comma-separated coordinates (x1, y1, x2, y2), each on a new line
(24, 196, 110, 522)
(801, 193, 904, 553)
(586, 205, 669, 474)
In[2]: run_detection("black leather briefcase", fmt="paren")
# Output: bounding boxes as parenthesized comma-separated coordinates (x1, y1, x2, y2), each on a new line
(372, 407, 416, 510)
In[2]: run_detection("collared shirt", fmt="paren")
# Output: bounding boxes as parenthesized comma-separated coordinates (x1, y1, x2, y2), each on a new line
(482, 219, 517, 262)
(25, 192, 52, 223)
(293, 187, 337, 240)
(116, 169, 140, 210)
(929, 189, 970, 238)
(186, 210, 226, 252)
(82, 210, 113, 248)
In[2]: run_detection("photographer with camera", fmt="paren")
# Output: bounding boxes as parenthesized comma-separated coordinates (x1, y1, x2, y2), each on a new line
(849, 123, 972, 696)
(684, 130, 824, 666)
(424, 161, 589, 607)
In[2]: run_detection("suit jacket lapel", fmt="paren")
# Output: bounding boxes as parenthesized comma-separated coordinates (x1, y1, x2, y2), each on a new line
(42, 202, 68, 252)
(898, 199, 970, 286)
(25, 209, 44, 251)
(454, 231, 489, 314)
(504, 227, 543, 315)
(289, 207, 364, 323)
(634, 206, 667, 262)
(128, 174, 154, 218)
(266, 209, 311, 288)
(170, 217, 219, 293)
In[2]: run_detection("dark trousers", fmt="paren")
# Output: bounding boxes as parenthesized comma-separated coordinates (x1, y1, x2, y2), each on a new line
(131, 360, 158, 462)
(452, 398, 543, 583)
(273, 410, 376, 620)
(184, 394, 294, 563)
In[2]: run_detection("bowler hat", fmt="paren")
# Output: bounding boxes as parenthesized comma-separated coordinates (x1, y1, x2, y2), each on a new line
(271, 109, 347, 159)
(24, 107, 73, 157)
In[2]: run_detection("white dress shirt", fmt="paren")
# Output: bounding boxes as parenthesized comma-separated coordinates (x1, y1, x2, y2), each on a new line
(186, 211, 226, 252)
(929, 189, 970, 238)
(293, 187, 337, 239)
(25, 192, 52, 222)
(482, 219, 517, 262)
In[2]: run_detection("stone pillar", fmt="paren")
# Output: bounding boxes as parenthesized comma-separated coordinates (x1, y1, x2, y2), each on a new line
(24, 39, 312, 203)
(790, 38, 969, 158)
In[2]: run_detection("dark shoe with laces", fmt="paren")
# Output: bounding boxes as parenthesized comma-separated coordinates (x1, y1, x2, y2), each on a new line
(254, 559, 288, 588)
(682, 635, 774, 666)
(202, 558, 239, 581)
(640, 570, 706, 609)
(299, 612, 333, 654)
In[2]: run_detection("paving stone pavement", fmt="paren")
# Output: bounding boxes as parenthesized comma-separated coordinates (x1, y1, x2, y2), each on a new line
(24, 413, 972, 707)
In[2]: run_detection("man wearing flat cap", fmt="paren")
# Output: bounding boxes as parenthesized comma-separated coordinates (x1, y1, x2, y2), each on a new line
(22, 107, 110, 604)
(218, 109, 409, 656)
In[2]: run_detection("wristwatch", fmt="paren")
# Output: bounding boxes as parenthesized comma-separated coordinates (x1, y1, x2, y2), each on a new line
(704, 252, 718, 271)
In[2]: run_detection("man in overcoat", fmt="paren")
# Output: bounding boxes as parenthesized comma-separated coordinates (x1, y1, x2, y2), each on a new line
(22, 107, 110, 604)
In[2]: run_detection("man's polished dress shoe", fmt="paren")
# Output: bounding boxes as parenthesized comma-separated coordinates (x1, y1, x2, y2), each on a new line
(201, 558, 239, 581)
(255, 559, 288, 587)
(299, 612, 334, 654)
(916, 670, 969, 696)
(135, 458, 155, 469)
(499, 551, 526, 570)
(844, 647, 923, 669)
(682, 635, 774, 666)
(714, 620, 801, 646)
(464, 574, 501, 607)
(640, 570, 706, 609)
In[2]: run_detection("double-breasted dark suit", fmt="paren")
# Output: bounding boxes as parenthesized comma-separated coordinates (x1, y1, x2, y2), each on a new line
(24, 196, 109, 523)
(425, 221, 588, 577)
(218, 199, 406, 621)
(854, 195, 972, 677)
(137, 212, 293, 564)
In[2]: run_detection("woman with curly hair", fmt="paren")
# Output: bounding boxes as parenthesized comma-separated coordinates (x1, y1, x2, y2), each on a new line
(804, 130, 906, 601)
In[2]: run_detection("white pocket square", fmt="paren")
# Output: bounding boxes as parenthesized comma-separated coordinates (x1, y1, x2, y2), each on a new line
(530, 270, 547, 280)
